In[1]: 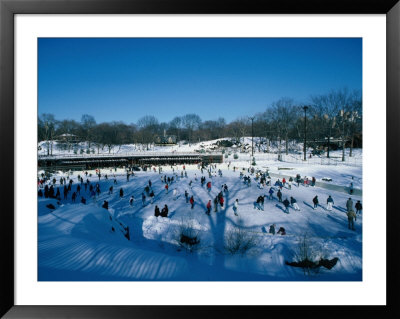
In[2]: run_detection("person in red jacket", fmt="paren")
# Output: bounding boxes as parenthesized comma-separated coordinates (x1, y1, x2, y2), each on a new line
(207, 181, 211, 192)
(206, 200, 212, 215)
(190, 196, 194, 209)
(165, 183, 169, 194)
(219, 196, 224, 208)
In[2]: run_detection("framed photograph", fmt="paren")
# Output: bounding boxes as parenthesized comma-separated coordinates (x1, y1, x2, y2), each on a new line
(1, 0, 399, 317)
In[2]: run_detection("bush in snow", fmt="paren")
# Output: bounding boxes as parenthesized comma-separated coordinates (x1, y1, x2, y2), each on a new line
(86, 149, 90, 154)
(233, 153, 239, 159)
(80, 148, 84, 154)
(224, 223, 258, 255)
(176, 218, 200, 252)
(288, 232, 323, 275)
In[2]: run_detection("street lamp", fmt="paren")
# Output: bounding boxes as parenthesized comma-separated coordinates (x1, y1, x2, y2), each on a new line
(249, 116, 255, 158)
(339, 109, 348, 162)
(303, 106, 309, 161)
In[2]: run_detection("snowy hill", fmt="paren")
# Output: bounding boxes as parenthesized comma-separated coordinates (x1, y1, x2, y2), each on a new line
(38, 161, 363, 281)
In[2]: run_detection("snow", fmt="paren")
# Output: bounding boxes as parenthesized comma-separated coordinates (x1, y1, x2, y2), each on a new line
(38, 144, 363, 281)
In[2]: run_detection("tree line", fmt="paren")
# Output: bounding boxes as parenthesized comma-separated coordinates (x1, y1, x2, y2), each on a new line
(38, 88, 362, 155)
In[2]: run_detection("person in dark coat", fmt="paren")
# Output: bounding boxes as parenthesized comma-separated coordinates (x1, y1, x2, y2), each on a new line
(71, 192, 76, 202)
(313, 196, 319, 209)
(55, 188, 61, 200)
(120, 188, 124, 198)
(161, 204, 169, 217)
(154, 205, 160, 217)
(277, 189, 282, 202)
(77, 184, 81, 195)
(38, 189, 43, 197)
(326, 195, 334, 211)
(355, 200, 362, 216)
(190, 196, 195, 209)
(102, 200, 109, 210)
(290, 196, 300, 211)
(269, 224, 276, 235)
(283, 198, 290, 213)
(277, 227, 286, 235)
(109, 186, 113, 194)
(81, 196, 86, 204)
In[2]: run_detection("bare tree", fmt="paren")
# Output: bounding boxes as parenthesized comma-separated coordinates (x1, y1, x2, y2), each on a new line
(182, 113, 202, 144)
(81, 114, 96, 149)
(39, 113, 58, 155)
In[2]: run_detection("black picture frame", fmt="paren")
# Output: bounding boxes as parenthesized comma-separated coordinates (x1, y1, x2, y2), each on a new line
(1, 0, 399, 318)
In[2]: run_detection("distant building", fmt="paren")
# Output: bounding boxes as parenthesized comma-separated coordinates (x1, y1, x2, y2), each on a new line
(155, 130, 177, 145)
(55, 133, 80, 143)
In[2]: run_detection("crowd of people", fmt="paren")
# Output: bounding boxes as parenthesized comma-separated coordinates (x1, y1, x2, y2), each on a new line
(38, 162, 362, 238)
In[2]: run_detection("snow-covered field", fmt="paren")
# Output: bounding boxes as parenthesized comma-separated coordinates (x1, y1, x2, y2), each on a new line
(38, 150, 363, 281)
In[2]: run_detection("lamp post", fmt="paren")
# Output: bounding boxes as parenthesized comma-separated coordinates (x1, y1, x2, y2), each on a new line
(303, 106, 309, 161)
(339, 109, 347, 162)
(249, 116, 255, 158)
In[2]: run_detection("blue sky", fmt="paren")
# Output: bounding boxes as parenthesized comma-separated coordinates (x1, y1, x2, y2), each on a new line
(38, 38, 362, 124)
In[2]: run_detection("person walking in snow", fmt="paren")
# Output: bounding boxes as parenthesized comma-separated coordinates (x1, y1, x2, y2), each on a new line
(119, 188, 124, 198)
(55, 188, 61, 200)
(347, 209, 356, 230)
(219, 195, 224, 208)
(190, 196, 194, 209)
(355, 200, 362, 216)
(326, 195, 334, 211)
(349, 182, 354, 195)
(154, 205, 160, 217)
(165, 183, 169, 194)
(269, 224, 276, 235)
(346, 198, 353, 213)
(77, 184, 81, 195)
(149, 190, 155, 203)
(71, 191, 76, 202)
(214, 196, 218, 212)
(283, 198, 290, 213)
(290, 196, 300, 211)
(109, 186, 113, 194)
(312, 195, 319, 209)
(129, 195, 134, 206)
(268, 187, 274, 200)
(142, 193, 146, 206)
(224, 184, 228, 193)
(63, 186, 68, 200)
(277, 189, 282, 202)
(81, 196, 86, 204)
(185, 190, 189, 203)
(102, 200, 108, 210)
(233, 199, 239, 216)
(206, 200, 212, 215)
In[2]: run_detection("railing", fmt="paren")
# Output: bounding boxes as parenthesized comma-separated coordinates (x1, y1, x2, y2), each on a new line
(38, 152, 223, 160)
(228, 152, 362, 167)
